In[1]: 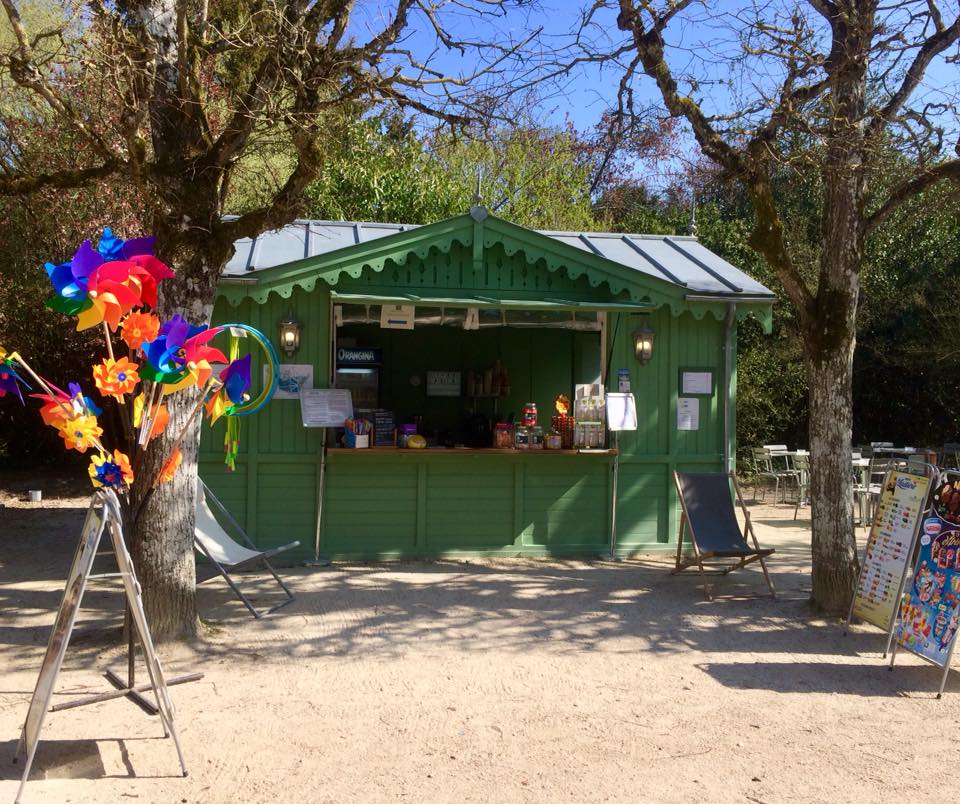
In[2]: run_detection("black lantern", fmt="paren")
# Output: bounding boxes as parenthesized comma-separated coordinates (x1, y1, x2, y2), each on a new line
(278, 308, 302, 355)
(631, 317, 655, 365)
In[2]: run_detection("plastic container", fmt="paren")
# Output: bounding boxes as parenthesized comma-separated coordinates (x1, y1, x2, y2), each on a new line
(494, 423, 514, 448)
(398, 423, 417, 448)
(514, 425, 530, 450)
(529, 426, 544, 449)
(545, 431, 562, 450)
(521, 402, 538, 427)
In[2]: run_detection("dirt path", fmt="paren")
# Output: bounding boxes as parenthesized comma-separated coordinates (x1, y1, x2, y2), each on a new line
(0, 477, 953, 803)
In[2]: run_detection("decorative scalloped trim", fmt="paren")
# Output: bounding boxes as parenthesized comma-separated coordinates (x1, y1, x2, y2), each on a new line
(222, 230, 773, 333)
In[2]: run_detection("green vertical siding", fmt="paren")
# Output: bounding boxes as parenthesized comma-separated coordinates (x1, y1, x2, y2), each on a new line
(204, 239, 735, 560)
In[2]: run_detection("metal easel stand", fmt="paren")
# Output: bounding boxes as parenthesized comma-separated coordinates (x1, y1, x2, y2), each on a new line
(888, 627, 959, 699)
(844, 461, 939, 658)
(14, 490, 189, 804)
(608, 431, 622, 561)
(54, 606, 204, 716)
(306, 427, 331, 566)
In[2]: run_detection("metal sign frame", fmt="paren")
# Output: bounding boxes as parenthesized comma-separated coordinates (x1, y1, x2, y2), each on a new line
(13, 489, 188, 803)
(845, 461, 937, 656)
(889, 468, 960, 698)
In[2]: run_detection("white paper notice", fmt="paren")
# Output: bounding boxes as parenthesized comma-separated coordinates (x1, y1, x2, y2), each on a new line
(606, 392, 638, 431)
(380, 304, 415, 330)
(681, 371, 713, 395)
(677, 397, 699, 431)
(300, 388, 354, 427)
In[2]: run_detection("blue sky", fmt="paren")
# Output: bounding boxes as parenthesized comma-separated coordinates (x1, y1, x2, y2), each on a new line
(358, 0, 959, 154)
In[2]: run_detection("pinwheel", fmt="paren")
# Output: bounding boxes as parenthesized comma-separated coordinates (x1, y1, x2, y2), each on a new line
(140, 315, 203, 384)
(120, 311, 161, 351)
(88, 449, 133, 489)
(132, 391, 169, 442)
(158, 448, 183, 484)
(93, 357, 140, 401)
(30, 381, 101, 426)
(164, 328, 228, 394)
(0, 355, 29, 403)
(205, 354, 251, 425)
(45, 230, 174, 331)
(56, 413, 103, 453)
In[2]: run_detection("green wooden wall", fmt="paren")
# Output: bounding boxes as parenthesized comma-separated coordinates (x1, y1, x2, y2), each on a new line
(202, 241, 732, 560)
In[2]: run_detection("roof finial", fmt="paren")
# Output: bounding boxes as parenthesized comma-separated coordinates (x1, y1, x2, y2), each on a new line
(473, 165, 483, 206)
(688, 192, 698, 237)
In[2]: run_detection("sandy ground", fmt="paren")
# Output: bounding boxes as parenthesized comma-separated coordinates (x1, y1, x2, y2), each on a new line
(0, 472, 956, 804)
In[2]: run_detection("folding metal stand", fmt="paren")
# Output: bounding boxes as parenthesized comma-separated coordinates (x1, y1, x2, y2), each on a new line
(844, 461, 937, 657)
(14, 490, 192, 803)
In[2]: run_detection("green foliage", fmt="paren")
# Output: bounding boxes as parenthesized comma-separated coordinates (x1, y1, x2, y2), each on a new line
(292, 119, 597, 230)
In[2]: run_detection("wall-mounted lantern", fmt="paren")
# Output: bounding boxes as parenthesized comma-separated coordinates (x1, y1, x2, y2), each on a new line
(632, 316, 655, 365)
(278, 308, 302, 355)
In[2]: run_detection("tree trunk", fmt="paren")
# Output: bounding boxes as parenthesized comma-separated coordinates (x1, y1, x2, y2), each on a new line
(128, 236, 232, 641)
(806, 337, 859, 612)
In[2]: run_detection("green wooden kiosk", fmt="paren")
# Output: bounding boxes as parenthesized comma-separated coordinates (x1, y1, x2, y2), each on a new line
(201, 208, 774, 560)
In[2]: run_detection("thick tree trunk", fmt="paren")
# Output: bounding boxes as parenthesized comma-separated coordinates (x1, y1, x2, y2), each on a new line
(806, 338, 859, 612)
(128, 237, 232, 640)
(806, 54, 869, 612)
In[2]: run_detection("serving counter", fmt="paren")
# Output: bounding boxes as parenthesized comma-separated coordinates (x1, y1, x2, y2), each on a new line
(321, 448, 616, 559)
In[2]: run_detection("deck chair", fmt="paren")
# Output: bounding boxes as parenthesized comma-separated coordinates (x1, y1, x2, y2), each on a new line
(673, 471, 775, 600)
(195, 479, 300, 618)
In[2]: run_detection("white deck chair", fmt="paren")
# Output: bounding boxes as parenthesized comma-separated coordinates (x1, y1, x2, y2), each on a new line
(195, 479, 300, 618)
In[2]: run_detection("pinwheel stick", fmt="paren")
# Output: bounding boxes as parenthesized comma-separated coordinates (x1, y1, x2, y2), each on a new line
(9, 351, 74, 420)
(137, 381, 163, 447)
(149, 377, 222, 490)
(102, 322, 115, 362)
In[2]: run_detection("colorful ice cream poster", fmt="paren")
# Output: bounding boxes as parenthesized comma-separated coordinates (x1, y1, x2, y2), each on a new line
(896, 478, 960, 666)
(852, 471, 930, 630)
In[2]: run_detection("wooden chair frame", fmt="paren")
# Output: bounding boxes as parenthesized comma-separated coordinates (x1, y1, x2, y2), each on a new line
(672, 471, 776, 601)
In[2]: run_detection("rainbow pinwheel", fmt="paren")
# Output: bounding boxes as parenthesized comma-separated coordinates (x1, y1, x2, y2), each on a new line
(45, 230, 174, 331)
(140, 315, 201, 384)
(140, 316, 226, 391)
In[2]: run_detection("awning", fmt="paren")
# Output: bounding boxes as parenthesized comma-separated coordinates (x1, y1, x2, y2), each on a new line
(330, 291, 655, 312)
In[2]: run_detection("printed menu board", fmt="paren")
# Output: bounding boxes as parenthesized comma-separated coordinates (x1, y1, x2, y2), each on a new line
(896, 478, 960, 666)
(852, 471, 930, 629)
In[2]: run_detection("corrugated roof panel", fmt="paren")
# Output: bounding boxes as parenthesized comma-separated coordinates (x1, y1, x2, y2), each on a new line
(626, 237, 732, 293)
(545, 233, 595, 254)
(220, 215, 775, 300)
(670, 239, 773, 296)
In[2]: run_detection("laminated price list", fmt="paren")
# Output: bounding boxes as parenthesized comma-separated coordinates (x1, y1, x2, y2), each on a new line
(852, 471, 930, 630)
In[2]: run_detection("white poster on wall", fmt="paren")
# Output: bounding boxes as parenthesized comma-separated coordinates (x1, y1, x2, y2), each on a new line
(677, 397, 700, 431)
(266, 364, 314, 399)
(380, 304, 415, 330)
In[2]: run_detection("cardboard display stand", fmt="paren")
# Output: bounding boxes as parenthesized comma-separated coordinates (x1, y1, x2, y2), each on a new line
(846, 466, 934, 655)
(13, 489, 188, 803)
(889, 469, 960, 697)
